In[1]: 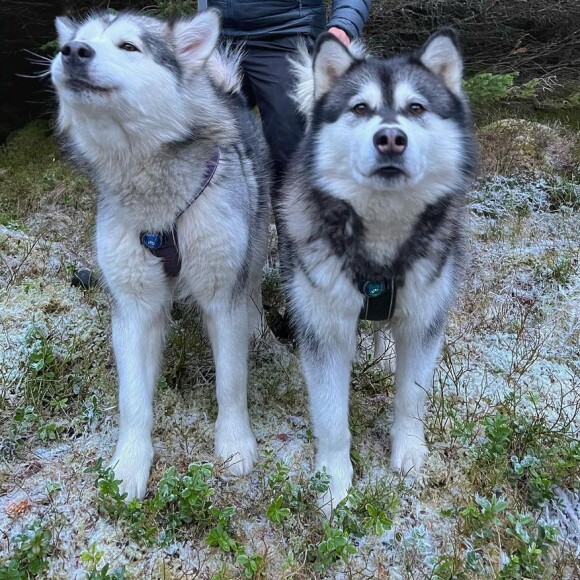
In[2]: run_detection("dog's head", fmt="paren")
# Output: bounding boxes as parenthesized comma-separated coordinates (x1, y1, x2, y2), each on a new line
(309, 30, 475, 198)
(51, 10, 221, 142)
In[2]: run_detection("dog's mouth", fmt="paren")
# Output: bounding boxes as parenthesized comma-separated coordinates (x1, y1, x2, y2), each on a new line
(373, 165, 406, 179)
(66, 78, 113, 94)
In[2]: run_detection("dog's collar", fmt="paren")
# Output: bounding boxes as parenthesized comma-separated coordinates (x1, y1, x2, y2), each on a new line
(358, 274, 402, 321)
(140, 147, 220, 277)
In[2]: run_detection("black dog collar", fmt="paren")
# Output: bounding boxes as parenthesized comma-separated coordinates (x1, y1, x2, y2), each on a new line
(358, 275, 401, 321)
(140, 148, 220, 277)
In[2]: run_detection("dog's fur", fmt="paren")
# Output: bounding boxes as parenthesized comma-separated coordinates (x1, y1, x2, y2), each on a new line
(278, 31, 476, 511)
(51, 9, 271, 499)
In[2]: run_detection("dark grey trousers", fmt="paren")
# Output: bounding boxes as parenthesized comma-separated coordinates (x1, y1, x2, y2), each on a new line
(233, 36, 313, 194)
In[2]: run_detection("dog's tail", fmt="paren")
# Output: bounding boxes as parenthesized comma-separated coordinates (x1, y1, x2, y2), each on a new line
(207, 41, 244, 94)
(289, 38, 369, 123)
(288, 40, 315, 121)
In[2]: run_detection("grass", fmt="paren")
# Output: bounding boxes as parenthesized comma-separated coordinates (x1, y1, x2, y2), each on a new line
(1, 117, 580, 577)
(0, 120, 91, 223)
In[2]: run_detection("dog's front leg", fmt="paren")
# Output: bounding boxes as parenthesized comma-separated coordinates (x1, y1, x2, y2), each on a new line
(203, 298, 257, 476)
(302, 344, 353, 514)
(390, 317, 443, 476)
(109, 295, 170, 500)
(297, 309, 357, 515)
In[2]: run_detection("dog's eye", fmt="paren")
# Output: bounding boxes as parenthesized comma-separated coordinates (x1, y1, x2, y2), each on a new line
(119, 42, 139, 52)
(352, 103, 369, 116)
(408, 103, 426, 115)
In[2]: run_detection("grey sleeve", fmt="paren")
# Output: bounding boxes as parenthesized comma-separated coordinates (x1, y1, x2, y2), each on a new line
(327, 0, 372, 39)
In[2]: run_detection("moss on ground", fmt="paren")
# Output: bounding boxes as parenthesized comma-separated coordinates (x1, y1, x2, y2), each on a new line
(0, 120, 91, 224)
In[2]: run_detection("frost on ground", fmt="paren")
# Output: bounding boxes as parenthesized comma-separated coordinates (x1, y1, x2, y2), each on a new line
(1, 121, 579, 578)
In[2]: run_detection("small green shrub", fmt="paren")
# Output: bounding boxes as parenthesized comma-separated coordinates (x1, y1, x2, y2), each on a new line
(462, 496, 558, 577)
(235, 552, 265, 579)
(37, 422, 63, 442)
(435, 493, 559, 578)
(463, 73, 516, 106)
(87, 460, 264, 578)
(89, 459, 232, 545)
(23, 323, 71, 409)
(500, 511, 559, 578)
(314, 523, 357, 572)
(81, 544, 126, 580)
(0, 520, 55, 578)
(263, 456, 400, 573)
(265, 459, 330, 519)
(463, 73, 541, 108)
(0, 406, 38, 459)
(470, 403, 580, 507)
(266, 496, 291, 524)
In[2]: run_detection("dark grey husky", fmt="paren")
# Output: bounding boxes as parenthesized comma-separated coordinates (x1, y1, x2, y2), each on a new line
(278, 30, 476, 512)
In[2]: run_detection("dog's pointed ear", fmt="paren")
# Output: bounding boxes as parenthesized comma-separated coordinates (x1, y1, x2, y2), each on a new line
(55, 16, 78, 46)
(419, 28, 463, 95)
(313, 33, 357, 99)
(172, 9, 220, 73)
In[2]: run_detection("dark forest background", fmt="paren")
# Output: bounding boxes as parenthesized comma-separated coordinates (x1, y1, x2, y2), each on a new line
(1, 0, 579, 141)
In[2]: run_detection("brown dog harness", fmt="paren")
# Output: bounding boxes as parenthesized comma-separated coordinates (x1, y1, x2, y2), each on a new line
(140, 148, 220, 277)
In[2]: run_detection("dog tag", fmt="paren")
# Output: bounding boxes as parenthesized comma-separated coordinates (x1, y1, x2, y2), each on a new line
(359, 277, 398, 321)
(362, 281, 385, 298)
(140, 232, 163, 250)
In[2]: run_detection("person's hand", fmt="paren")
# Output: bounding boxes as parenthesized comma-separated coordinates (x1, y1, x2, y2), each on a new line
(328, 27, 350, 46)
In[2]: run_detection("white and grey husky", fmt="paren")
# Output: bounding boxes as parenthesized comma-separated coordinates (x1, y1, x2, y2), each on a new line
(51, 9, 271, 499)
(278, 30, 477, 511)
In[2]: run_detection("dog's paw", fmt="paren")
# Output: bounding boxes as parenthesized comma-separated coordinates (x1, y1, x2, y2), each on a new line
(316, 452, 353, 517)
(390, 424, 428, 477)
(215, 421, 258, 476)
(108, 443, 154, 500)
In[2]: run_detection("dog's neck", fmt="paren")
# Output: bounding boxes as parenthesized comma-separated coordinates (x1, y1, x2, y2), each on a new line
(58, 74, 231, 178)
(60, 104, 192, 169)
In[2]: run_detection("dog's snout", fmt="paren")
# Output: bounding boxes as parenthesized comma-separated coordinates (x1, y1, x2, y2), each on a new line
(61, 41, 95, 65)
(373, 128, 408, 155)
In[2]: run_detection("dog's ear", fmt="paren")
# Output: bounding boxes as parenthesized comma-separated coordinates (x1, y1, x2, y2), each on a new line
(313, 33, 357, 99)
(172, 9, 220, 73)
(55, 16, 78, 46)
(419, 28, 463, 95)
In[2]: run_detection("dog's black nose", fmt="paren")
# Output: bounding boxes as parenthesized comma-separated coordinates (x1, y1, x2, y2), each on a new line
(60, 41, 95, 66)
(373, 128, 407, 155)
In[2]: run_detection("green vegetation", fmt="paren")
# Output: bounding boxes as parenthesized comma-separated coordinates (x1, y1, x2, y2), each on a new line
(0, 520, 55, 578)
(23, 323, 71, 409)
(261, 454, 400, 572)
(88, 460, 230, 545)
(86, 459, 265, 578)
(0, 121, 90, 223)
(81, 544, 126, 579)
(434, 495, 559, 578)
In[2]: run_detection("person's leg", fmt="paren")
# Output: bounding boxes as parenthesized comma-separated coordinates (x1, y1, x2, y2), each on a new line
(242, 38, 311, 197)
(240, 38, 312, 342)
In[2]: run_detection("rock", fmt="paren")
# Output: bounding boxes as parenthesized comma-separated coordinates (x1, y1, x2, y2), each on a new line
(70, 268, 99, 289)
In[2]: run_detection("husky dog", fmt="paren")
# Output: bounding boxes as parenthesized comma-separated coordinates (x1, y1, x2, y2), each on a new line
(279, 30, 476, 511)
(50, 9, 270, 499)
